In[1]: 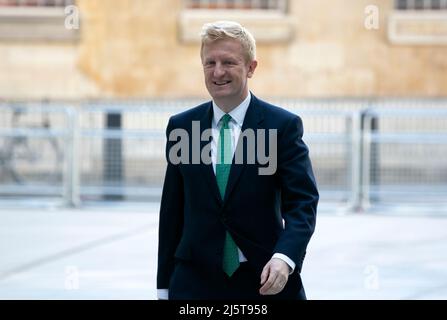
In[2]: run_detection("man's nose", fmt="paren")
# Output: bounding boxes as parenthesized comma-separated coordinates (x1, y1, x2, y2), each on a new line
(213, 63, 225, 77)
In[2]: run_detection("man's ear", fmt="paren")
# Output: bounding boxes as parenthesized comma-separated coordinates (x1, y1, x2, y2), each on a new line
(247, 60, 258, 78)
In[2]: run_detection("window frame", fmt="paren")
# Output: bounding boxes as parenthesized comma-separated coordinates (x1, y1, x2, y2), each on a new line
(388, 0, 447, 45)
(183, 0, 288, 12)
(394, 0, 447, 10)
(178, 0, 293, 44)
(0, 0, 79, 41)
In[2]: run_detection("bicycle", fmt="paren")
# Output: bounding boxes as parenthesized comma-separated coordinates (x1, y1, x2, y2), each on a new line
(0, 105, 64, 186)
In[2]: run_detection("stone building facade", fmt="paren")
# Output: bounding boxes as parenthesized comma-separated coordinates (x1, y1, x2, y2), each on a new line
(0, 0, 446, 100)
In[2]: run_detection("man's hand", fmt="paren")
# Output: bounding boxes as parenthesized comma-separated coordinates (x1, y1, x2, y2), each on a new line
(259, 258, 290, 295)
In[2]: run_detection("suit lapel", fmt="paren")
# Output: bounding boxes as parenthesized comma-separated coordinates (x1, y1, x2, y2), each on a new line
(223, 94, 264, 204)
(199, 102, 223, 205)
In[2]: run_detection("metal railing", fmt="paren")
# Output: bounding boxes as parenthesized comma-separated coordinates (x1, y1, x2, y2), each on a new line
(1, 99, 446, 213)
(362, 107, 447, 212)
(0, 103, 75, 206)
(76, 101, 191, 204)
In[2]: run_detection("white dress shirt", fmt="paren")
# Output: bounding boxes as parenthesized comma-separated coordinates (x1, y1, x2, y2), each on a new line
(157, 93, 295, 300)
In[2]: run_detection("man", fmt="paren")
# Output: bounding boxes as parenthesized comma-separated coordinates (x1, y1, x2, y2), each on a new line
(157, 21, 318, 300)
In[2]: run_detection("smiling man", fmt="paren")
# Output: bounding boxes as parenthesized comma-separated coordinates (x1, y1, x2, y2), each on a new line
(157, 21, 319, 300)
(201, 27, 257, 112)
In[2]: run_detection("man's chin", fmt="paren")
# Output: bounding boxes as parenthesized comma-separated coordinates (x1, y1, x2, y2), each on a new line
(210, 91, 233, 100)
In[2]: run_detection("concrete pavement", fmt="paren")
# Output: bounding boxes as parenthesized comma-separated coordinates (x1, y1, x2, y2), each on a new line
(0, 204, 446, 299)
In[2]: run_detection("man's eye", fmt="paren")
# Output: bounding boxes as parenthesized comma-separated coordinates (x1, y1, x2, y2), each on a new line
(205, 61, 215, 66)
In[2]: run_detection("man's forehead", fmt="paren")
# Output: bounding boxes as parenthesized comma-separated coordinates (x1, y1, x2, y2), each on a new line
(203, 38, 242, 49)
(202, 40, 244, 55)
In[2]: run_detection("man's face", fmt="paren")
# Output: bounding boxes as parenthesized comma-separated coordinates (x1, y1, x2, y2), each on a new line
(201, 38, 257, 108)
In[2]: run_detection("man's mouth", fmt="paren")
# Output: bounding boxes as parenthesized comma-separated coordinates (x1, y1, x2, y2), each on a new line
(213, 81, 231, 86)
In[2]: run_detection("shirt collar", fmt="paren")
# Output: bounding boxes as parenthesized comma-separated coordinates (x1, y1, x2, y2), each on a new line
(212, 93, 251, 127)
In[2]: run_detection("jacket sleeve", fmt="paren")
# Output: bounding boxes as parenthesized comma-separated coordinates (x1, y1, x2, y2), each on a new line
(157, 117, 184, 289)
(273, 115, 319, 273)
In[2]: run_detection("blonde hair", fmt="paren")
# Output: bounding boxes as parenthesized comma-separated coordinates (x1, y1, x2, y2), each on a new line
(200, 21, 256, 62)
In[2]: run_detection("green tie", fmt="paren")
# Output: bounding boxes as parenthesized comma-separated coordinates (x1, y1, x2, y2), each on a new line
(216, 114, 240, 277)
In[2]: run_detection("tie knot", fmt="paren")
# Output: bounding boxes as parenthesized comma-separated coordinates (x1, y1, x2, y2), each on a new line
(221, 114, 232, 127)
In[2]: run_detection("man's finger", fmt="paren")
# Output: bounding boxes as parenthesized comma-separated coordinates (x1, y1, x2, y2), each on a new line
(260, 264, 270, 285)
(259, 270, 278, 295)
(268, 274, 287, 295)
(274, 274, 287, 291)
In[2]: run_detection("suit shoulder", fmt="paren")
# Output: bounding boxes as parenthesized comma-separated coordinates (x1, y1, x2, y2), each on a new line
(256, 97, 302, 124)
(169, 101, 210, 127)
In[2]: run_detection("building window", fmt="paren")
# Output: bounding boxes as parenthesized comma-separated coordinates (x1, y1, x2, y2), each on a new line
(395, 0, 447, 10)
(0, 0, 78, 41)
(389, 0, 447, 44)
(0, 0, 74, 7)
(184, 0, 287, 11)
(179, 0, 292, 43)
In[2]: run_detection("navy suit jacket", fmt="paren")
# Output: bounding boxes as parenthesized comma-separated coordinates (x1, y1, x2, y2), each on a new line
(157, 94, 318, 291)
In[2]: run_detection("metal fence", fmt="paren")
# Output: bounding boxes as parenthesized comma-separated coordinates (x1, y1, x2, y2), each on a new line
(0, 103, 75, 206)
(1, 99, 446, 213)
(362, 107, 447, 212)
(77, 101, 192, 204)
